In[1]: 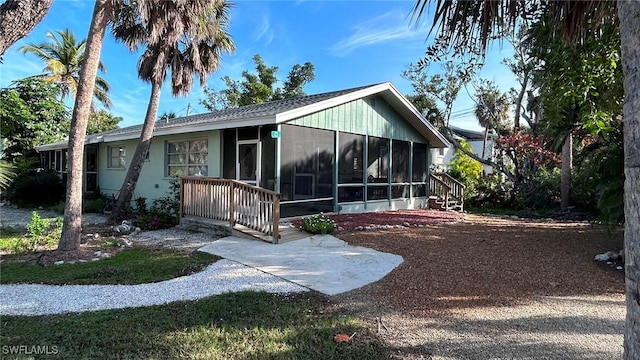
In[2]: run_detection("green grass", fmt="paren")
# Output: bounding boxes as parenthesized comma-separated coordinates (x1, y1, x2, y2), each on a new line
(0, 292, 386, 360)
(0, 228, 28, 253)
(0, 249, 219, 285)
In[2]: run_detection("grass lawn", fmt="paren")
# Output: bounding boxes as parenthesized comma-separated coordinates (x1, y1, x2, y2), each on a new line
(0, 249, 219, 285)
(1, 292, 385, 359)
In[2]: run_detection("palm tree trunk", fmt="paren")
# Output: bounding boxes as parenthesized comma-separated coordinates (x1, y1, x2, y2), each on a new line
(482, 126, 489, 159)
(59, 0, 111, 251)
(560, 133, 572, 209)
(619, 1, 640, 358)
(0, 0, 52, 56)
(109, 78, 163, 222)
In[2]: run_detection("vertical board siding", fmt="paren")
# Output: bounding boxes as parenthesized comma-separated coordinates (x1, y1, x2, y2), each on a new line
(289, 96, 425, 142)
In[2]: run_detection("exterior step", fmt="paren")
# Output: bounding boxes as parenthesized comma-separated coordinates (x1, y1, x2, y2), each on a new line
(177, 216, 232, 237)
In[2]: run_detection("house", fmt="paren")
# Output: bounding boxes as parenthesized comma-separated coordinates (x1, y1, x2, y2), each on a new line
(37, 82, 453, 228)
(430, 125, 498, 175)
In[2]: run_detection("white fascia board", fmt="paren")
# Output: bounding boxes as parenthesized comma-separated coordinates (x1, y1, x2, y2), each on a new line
(275, 83, 392, 123)
(102, 116, 277, 143)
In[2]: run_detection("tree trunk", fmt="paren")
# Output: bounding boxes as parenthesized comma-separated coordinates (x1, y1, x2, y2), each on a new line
(481, 126, 489, 159)
(619, 1, 640, 358)
(109, 79, 163, 222)
(0, 0, 52, 56)
(58, 0, 111, 251)
(560, 133, 572, 209)
(513, 71, 530, 130)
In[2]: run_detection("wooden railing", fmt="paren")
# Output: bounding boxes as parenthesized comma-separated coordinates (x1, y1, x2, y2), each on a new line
(436, 173, 465, 207)
(428, 173, 465, 211)
(180, 177, 281, 243)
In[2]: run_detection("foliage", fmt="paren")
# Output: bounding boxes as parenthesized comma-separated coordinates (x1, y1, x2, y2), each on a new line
(87, 109, 121, 134)
(473, 79, 511, 136)
(0, 160, 16, 191)
(300, 213, 336, 234)
(402, 60, 479, 128)
(0, 249, 218, 284)
(0, 77, 69, 161)
(200, 54, 315, 110)
(448, 139, 482, 200)
(512, 167, 561, 210)
(133, 179, 180, 230)
(0, 292, 386, 359)
(467, 173, 512, 208)
(19, 28, 111, 108)
(8, 212, 63, 254)
(107, 0, 235, 222)
(7, 169, 64, 205)
(496, 130, 560, 183)
(572, 123, 625, 223)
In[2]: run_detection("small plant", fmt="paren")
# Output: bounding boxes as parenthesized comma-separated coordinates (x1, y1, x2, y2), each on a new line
(101, 239, 123, 247)
(134, 196, 148, 215)
(17, 212, 63, 253)
(133, 212, 177, 231)
(300, 213, 336, 234)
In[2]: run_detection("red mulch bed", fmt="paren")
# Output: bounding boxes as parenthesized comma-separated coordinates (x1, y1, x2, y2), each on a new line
(293, 209, 462, 231)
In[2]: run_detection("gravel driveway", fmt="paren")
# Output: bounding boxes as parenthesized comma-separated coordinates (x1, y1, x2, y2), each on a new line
(335, 213, 625, 359)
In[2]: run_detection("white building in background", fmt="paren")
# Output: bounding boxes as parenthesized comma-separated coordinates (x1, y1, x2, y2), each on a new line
(430, 126, 498, 175)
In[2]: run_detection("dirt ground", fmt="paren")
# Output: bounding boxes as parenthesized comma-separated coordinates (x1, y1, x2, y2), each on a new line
(332, 213, 625, 359)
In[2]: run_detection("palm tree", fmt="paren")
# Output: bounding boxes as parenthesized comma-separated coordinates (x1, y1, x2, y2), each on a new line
(473, 81, 510, 159)
(58, 0, 112, 251)
(411, 1, 639, 356)
(108, 0, 235, 221)
(19, 28, 111, 108)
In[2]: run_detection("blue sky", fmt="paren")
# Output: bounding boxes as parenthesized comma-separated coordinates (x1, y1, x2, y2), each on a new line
(0, 0, 517, 131)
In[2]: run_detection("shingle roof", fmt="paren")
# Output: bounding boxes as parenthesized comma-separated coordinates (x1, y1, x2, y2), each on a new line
(95, 84, 376, 138)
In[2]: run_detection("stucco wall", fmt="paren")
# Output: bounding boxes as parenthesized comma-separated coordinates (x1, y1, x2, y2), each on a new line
(97, 130, 221, 202)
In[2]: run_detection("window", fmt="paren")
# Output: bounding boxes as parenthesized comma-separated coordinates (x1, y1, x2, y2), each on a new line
(108, 146, 126, 168)
(412, 143, 428, 182)
(338, 133, 364, 184)
(166, 139, 208, 177)
(367, 137, 389, 183)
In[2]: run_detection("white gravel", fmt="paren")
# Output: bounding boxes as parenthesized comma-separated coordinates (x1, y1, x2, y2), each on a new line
(0, 260, 307, 316)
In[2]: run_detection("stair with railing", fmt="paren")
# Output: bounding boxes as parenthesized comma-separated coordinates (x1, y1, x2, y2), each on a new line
(428, 173, 465, 211)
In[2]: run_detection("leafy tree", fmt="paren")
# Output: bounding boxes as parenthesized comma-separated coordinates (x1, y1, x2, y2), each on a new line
(59, 0, 112, 251)
(0, 0, 52, 56)
(87, 109, 121, 134)
(410, 2, 640, 354)
(0, 77, 69, 161)
(448, 139, 482, 199)
(200, 54, 315, 111)
(19, 28, 112, 108)
(108, 0, 235, 222)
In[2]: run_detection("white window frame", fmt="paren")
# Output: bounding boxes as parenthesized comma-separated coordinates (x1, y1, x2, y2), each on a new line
(107, 145, 126, 169)
(166, 139, 208, 177)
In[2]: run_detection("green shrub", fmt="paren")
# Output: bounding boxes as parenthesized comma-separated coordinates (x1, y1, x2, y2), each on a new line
(512, 167, 561, 210)
(14, 212, 63, 253)
(133, 212, 177, 231)
(448, 139, 482, 200)
(8, 170, 64, 205)
(300, 213, 336, 234)
(468, 173, 512, 208)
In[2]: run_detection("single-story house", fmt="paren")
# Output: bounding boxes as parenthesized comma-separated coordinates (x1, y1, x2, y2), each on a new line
(37, 82, 452, 219)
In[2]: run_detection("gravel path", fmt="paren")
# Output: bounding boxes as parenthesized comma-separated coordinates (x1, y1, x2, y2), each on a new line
(0, 260, 307, 316)
(0, 206, 107, 228)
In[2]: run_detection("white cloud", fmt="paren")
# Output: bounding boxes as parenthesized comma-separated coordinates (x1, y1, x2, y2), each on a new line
(329, 11, 429, 57)
(254, 13, 274, 45)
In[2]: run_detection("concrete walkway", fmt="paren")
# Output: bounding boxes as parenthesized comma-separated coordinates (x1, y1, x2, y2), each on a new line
(199, 234, 404, 295)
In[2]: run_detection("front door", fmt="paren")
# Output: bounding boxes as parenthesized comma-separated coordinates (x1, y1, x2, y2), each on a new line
(237, 141, 260, 186)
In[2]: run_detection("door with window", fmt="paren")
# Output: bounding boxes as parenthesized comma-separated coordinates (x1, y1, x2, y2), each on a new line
(237, 141, 260, 186)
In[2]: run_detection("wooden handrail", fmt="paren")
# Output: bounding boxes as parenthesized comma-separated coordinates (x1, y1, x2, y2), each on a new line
(180, 177, 281, 243)
(432, 173, 465, 211)
(429, 174, 451, 210)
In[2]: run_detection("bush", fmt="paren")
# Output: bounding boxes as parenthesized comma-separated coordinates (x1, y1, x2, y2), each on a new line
(300, 213, 336, 234)
(512, 167, 561, 210)
(468, 173, 512, 208)
(133, 212, 177, 231)
(14, 212, 63, 253)
(448, 140, 482, 200)
(7, 169, 64, 206)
